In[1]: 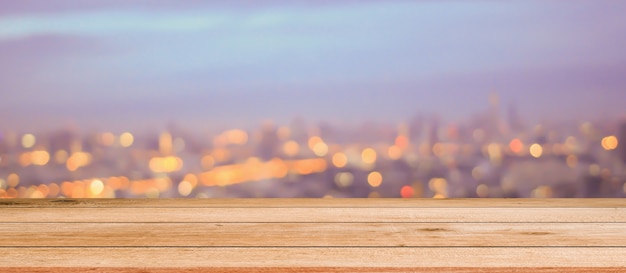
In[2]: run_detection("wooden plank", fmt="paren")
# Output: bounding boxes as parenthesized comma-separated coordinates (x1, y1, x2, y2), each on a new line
(1, 222, 624, 247)
(3, 207, 625, 223)
(1, 199, 624, 270)
(1, 247, 625, 268)
(1, 198, 625, 208)
(1, 267, 624, 273)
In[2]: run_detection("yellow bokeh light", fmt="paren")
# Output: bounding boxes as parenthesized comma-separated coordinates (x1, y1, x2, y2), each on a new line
(312, 142, 328, 157)
(334, 172, 354, 188)
(428, 178, 447, 194)
(367, 171, 383, 187)
(89, 179, 104, 196)
(178, 180, 193, 196)
(149, 156, 183, 173)
(30, 189, 45, 198)
(66, 152, 92, 171)
(119, 132, 134, 148)
(21, 134, 36, 148)
(529, 144, 543, 158)
(361, 148, 377, 164)
(487, 143, 502, 163)
(282, 141, 300, 157)
(331, 152, 348, 168)
(601, 135, 618, 151)
(308, 136, 323, 149)
(31, 150, 50, 166)
(183, 174, 198, 188)
(7, 173, 19, 188)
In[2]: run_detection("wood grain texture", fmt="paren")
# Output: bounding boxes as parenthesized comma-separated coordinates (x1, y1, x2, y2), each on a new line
(1, 198, 624, 272)
(1, 222, 624, 247)
(2, 268, 626, 273)
(3, 207, 625, 223)
(2, 247, 626, 267)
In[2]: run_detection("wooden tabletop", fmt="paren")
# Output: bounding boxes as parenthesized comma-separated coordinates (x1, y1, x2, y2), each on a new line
(1, 198, 625, 272)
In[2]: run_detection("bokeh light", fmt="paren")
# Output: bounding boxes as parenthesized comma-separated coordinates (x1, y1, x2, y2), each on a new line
(367, 171, 382, 187)
(601, 135, 618, 151)
(529, 144, 543, 158)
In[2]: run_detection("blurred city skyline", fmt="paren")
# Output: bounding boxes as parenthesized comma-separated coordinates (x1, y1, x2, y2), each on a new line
(1, 0, 626, 133)
(1, 1, 626, 199)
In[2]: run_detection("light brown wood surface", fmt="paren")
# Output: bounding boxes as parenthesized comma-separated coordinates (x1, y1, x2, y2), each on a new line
(1, 198, 625, 272)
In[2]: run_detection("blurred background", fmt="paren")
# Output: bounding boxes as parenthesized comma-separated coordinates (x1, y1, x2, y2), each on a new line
(1, 0, 625, 198)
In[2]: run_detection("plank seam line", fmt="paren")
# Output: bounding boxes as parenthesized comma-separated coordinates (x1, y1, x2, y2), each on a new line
(2, 246, 625, 249)
(2, 222, 624, 224)
(2, 207, 625, 209)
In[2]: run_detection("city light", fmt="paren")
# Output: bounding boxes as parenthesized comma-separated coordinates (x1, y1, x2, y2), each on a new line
(178, 180, 193, 196)
(312, 142, 329, 157)
(331, 152, 348, 168)
(30, 150, 50, 166)
(149, 156, 183, 173)
(601, 135, 618, 151)
(400, 185, 414, 198)
(0, 93, 624, 199)
(509, 138, 523, 154)
(7, 174, 19, 188)
(361, 148, 377, 165)
(387, 145, 402, 160)
(21, 134, 36, 149)
(89, 179, 104, 196)
(283, 141, 300, 157)
(529, 144, 543, 158)
(119, 132, 134, 148)
(429, 178, 447, 195)
(367, 171, 382, 187)
(334, 172, 353, 188)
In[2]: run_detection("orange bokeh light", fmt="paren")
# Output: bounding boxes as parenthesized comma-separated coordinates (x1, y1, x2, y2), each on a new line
(509, 138, 523, 154)
(400, 185, 414, 198)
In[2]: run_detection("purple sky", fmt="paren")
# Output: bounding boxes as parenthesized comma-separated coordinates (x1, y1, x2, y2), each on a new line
(1, 0, 626, 132)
